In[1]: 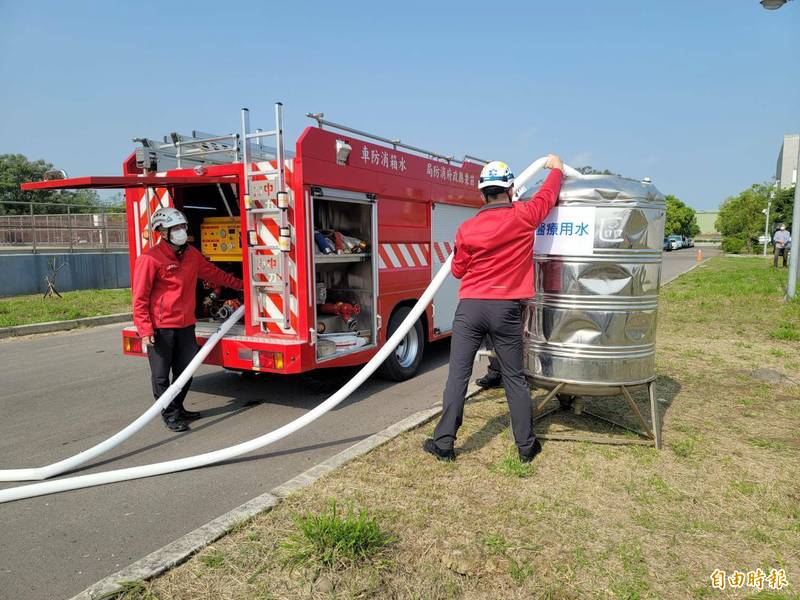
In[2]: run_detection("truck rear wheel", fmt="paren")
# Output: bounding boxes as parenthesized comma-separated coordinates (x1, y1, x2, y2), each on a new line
(377, 306, 425, 381)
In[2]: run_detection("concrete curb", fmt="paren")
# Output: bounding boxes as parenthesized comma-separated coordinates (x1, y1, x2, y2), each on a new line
(0, 313, 132, 340)
(70, 383, 480, 600)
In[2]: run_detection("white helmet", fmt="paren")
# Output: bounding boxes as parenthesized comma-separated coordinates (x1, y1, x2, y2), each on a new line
(478, 161, 514, 190)
(151, 207, 187, 231)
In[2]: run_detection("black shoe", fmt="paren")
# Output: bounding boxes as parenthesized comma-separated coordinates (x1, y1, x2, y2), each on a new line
(162, 414, 189, 432)
(476, 374, 503, 389)
(423, 438, 455, 462)
(179, 408, 202, 421)
(518, 438, 543, 463)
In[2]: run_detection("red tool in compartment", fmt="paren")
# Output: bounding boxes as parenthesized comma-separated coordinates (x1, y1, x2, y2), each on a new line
(319, 302, 361, 331)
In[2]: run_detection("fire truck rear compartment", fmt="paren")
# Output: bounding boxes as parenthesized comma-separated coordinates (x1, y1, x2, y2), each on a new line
(312, 191, 377, 361)
(171, 184, 245, 329)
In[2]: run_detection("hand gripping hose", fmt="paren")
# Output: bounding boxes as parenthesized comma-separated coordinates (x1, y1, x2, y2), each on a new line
(0, 156, 579, 503)
(513, 157, 582, 201)
(0, 305, 246, 482)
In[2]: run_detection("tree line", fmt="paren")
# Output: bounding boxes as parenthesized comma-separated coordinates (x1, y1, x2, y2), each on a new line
(0, 154, 124, 214)
(716, 183, 794, 254)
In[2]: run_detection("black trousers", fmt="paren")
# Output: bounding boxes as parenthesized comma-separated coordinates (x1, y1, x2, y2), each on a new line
(147, 325, 199, 416)
(433, 299, 535, 453)
(484, 336, 502, 379)
(774, 246, 789, 267)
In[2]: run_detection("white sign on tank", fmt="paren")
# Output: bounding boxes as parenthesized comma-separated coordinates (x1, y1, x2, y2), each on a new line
(533, 206, 596, 256)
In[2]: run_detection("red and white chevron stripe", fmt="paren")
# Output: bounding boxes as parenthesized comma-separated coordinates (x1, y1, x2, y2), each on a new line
(431, 241, 454, 264)
(251, 160, 298, 335)
(377, 243, 430, 270)
(133, 186, 172, 256)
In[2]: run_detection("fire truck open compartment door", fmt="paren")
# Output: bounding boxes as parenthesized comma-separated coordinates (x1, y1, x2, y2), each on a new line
(20, 175, 237, 191)
(310, 187, 378, 362)
(431, 203, 477, 334)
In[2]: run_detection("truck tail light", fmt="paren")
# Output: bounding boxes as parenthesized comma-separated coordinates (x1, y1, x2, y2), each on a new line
(124, 335, 143, 354)
(255, 350, 284, 370)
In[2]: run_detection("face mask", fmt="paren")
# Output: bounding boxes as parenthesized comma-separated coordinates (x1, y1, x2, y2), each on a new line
(169, 228, 188, 246)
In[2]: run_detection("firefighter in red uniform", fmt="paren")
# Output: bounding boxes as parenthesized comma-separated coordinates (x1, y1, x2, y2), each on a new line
(424, 156, 563, 462)
(133, 207, 244, 432)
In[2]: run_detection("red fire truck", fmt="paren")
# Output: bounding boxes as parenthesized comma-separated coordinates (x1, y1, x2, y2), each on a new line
(22, 104, 487, 380)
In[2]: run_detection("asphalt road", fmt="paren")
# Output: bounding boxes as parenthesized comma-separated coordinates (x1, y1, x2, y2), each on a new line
(660, 245, 720, 284)
(0, 247, 718, 600)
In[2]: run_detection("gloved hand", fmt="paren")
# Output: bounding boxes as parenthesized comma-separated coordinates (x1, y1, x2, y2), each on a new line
(544, 154, 563, 172)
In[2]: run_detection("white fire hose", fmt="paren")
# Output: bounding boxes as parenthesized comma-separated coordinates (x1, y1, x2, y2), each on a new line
(513, 157, 582, 200)
(0, 305, 247, 482)
(0, 256, 453, 503)
(0, 157, 576, 503)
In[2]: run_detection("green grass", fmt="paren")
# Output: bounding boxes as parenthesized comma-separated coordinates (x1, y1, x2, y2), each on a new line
(747, 437, 790, 452)
(280, 499, 393, 570)
(608, 541, 652, 599)
(198, 548, 227, 569)
(671, 435, 700, 459)
(731, 479, 761, 496)
(0, 288, 131, 327)
(771, 325, 800, 341)
(490, 447, 537, 478)
(108, 581, 161, 600)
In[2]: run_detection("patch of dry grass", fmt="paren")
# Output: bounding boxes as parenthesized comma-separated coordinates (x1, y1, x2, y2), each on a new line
(118, 258, 799, 600)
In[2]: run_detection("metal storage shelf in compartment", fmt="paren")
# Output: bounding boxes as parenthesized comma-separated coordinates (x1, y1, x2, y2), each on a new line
(315, 253, 371, 264)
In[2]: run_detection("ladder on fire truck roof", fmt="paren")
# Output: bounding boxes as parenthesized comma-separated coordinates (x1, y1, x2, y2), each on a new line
(133, 128, 294, 171)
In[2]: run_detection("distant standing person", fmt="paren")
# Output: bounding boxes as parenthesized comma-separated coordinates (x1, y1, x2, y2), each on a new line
(424, 156, 564, 463)
(773, 224, 791, 268)
(133, 207, 244, 432)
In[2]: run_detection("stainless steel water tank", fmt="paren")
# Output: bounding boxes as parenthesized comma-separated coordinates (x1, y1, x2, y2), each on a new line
(522, 175, 666, 395)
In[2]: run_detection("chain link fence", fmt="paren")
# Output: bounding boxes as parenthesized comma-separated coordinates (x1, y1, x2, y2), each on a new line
(0, 201, 128, 253)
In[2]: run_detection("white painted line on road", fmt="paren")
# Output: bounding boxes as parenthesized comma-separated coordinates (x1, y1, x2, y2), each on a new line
(661, 254, 714, 287)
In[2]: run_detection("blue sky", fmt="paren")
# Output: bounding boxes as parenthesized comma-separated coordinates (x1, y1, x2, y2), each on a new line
(1, 1, 797, 210)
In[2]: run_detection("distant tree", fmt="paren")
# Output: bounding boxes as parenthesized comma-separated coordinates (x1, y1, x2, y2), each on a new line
(769, 185, 795, 232)
(0, 154, 100, 214)
(664, 195, 700, 237)
(715, 183, 795, 253)
(103, 192, 126, 214)
(575, 165, 621, 176)
(716, 184, 769, 253)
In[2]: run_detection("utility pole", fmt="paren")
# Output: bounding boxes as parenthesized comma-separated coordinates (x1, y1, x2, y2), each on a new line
(763, 184, 774, 257)
(759, 0, 798, 299)
(788, 150, 800, 299)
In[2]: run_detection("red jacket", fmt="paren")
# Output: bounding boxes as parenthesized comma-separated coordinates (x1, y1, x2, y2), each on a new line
(133, 241, 244, 337)
(452, 169, 562, 300)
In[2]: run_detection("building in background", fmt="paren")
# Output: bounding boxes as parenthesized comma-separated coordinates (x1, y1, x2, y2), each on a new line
(776, 134, 799, 189)
(695, 210, 720, 242)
